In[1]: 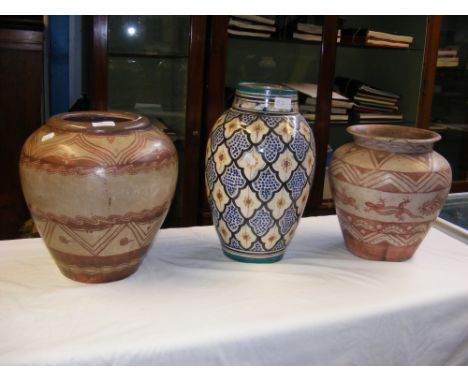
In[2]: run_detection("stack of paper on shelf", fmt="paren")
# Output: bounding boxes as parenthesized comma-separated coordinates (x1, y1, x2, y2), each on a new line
(287, 83, 353, 124)
(228, 16, 276, 39)
(292, 22, 341, 43)
(334, 77, 403, 123)
(340, 28, 414, 48)
(437, 47, 459, 68)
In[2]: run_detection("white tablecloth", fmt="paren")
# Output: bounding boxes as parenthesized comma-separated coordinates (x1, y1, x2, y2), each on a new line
(1, 215, 467, 365)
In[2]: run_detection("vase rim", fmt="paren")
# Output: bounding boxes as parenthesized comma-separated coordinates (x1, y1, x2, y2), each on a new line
(347, 124, 441, 145)
(46, 111, 151, 133)
(236, 82, 297, 97)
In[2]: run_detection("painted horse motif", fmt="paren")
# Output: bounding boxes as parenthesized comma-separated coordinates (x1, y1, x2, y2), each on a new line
(364, 197, 423, 221)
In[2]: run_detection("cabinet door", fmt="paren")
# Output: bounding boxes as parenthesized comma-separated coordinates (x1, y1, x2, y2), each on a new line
(90, 16, 206, 227)
(430, 15, 468, 192)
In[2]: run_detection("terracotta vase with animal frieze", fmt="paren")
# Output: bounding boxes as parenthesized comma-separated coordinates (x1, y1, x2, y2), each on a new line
(19, 111, 178, 282)
(329, 124, 452, 261)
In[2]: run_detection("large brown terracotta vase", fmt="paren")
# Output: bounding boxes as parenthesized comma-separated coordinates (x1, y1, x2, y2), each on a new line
(19, 111, 178, 282)
(329, 124, 452, 261)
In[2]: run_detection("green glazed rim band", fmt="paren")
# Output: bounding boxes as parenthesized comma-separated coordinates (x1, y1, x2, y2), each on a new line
(236, 82, 297, 97)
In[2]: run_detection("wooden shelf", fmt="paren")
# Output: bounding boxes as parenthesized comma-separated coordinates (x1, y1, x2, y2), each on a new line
(337, 43, 424, 52)
(436, 67, 467, 72)
(327, 120, 415, 128)
(108, 51, 188, 59)
(227, 34, 323, 46)
(228, 35, 425, 52)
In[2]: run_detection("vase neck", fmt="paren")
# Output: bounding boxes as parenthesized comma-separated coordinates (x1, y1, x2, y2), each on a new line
(347, 124, 441, 154)
(232, 82, 299, 114)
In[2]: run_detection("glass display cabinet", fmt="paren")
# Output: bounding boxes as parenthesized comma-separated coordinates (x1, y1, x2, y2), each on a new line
(88, 15, 445, 227)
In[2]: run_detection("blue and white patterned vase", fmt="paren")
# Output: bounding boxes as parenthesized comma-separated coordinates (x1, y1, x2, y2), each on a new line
(205, 83, 316, 263)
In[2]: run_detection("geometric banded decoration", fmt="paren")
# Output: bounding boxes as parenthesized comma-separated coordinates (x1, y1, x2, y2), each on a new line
(19, 111, 178, 283)
(330, 159, 451, 193)
(329, 124, 452, 262)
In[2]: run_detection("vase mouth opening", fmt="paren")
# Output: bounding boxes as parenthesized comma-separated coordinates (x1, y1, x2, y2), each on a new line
(46, 111, 151, 133)
(346, 124, 441, 153)
(346, 124, 441, 154)
(347, 124, 441, 143)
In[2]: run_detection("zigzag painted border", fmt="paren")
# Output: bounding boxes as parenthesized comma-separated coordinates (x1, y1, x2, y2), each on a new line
(330, 158, 451, 193)
(20, 128, 177, 176)
(336, 208, 431, 247)
(30, 203, 169, 229)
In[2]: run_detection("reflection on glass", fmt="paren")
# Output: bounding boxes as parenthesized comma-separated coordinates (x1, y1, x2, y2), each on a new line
(439, 193, 468, 230)
(127, 26, 137, 37)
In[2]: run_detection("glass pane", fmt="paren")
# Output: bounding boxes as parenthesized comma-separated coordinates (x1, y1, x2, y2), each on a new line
(226, 38, 321, 109)
(108, 56, 187, 139)
(330, 15, 428, 151)
(439, 193, 468, 230)
(431, 15, 468, 183)
(107, 16, 190, 227)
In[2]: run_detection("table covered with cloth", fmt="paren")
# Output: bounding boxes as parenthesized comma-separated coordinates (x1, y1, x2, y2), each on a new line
(1, 215, 467, 365)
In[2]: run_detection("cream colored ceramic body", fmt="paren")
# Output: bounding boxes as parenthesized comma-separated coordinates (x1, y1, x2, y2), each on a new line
(20, 112, 178, 282)
(329, 124, 452, 261)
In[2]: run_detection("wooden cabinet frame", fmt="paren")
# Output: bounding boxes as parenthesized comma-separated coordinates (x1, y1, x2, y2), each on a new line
(0, 18, 44, 238)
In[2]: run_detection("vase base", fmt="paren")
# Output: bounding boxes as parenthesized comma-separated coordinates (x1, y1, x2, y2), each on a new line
(57, 263, 142, 283)
(342, 230, 419, 262)
(223, 249, 284, 263)
(49, 246, 149, 283)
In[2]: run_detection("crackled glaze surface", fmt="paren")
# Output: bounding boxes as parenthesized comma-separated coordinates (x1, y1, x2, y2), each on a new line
(20, 112, 178, 282)
(329, 124, 452, 261)
(205, 84, 316, 262)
